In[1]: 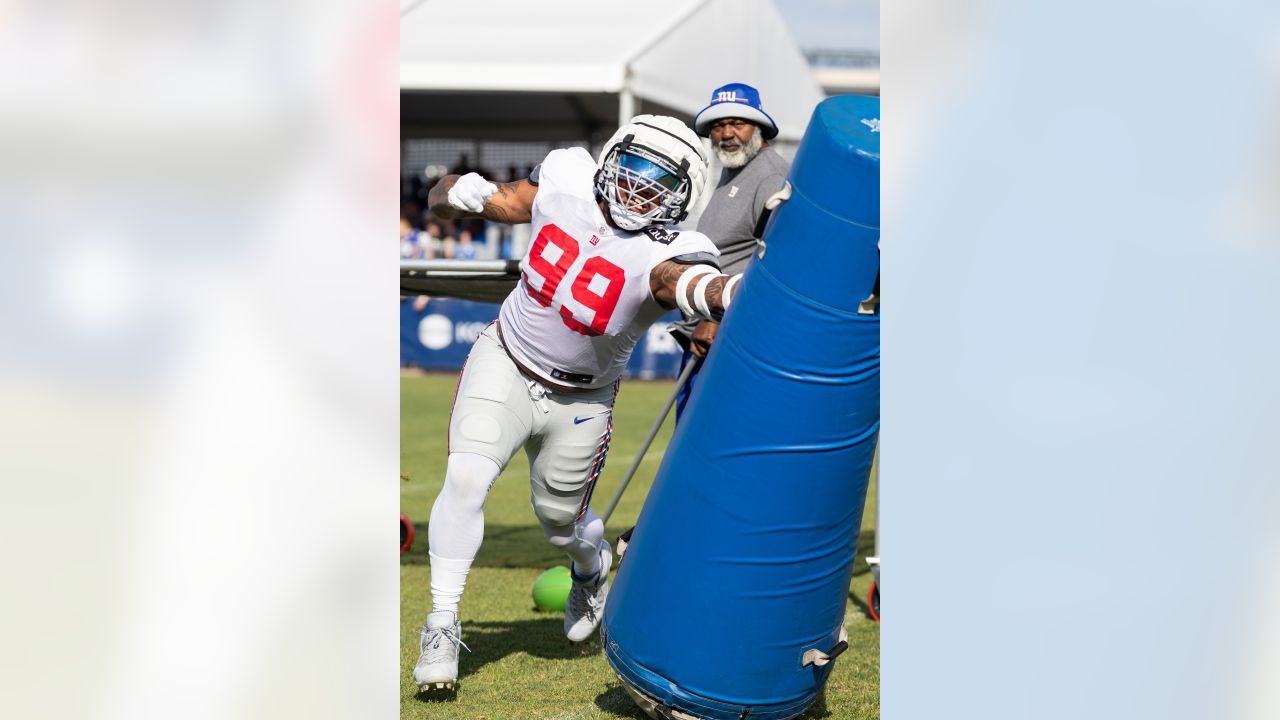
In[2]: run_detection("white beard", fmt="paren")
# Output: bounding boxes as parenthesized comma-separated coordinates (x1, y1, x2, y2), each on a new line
(714, 130, 764, 169)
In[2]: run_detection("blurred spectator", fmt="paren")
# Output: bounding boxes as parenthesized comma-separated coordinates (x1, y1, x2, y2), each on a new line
(438, 225, 457, 258)
(423, 221, 446, 259)
(454, 229, 479, 260)
(400, 218, 424, 259)
(461, 216, 486, 242)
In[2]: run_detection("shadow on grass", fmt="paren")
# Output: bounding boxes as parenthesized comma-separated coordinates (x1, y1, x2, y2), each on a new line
(412, 686, 457, 704)
(594, 684, 653, 719)
(401, 523, 570, 569)
(803, 691, 832, 719)
(848, 586, 874, 620)
(593, 684, 833, 719)
(402, 525, 879, 573)
(411, 616, 600, 705)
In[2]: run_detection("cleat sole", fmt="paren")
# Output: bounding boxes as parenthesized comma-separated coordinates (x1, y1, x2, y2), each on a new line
(415, 680, 457, 691)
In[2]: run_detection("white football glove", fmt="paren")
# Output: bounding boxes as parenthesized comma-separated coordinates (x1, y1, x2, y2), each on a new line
(447, 172, 498, 213)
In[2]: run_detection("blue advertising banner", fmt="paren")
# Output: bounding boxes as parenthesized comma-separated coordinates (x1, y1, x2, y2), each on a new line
(400, 298, 684, 379)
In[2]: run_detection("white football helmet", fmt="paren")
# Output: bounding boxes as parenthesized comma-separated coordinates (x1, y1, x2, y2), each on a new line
(595, 115, 708, 232)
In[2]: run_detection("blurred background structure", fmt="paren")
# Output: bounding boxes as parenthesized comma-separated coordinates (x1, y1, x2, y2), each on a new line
(399, 0, 877, 262)
(398, 0, 879, 376)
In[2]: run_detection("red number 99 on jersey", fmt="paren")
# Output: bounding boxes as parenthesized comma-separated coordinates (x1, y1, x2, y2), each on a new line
(523, 224, 626, 336)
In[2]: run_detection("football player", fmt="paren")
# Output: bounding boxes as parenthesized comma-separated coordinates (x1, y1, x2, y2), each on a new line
(412, 116, 743, 691)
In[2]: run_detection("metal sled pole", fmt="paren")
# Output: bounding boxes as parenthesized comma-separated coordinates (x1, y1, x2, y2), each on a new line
(600, 358, 698, 525)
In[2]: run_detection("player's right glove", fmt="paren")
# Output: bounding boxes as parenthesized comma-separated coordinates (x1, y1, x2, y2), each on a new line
(447, 172, 498, 213)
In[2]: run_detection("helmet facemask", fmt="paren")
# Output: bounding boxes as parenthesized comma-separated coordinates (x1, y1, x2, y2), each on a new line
(595, 140, 692, 232)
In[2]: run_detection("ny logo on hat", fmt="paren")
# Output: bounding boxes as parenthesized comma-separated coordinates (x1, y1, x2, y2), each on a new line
(695, 82, 779, 140)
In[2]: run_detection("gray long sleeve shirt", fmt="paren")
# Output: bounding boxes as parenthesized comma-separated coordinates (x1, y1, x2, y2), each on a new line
(671, 146, 790, 343)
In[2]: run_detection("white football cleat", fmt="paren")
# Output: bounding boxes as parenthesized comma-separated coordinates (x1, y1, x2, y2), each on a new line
(414, 610, 468, 690)
(565, 541, 612, 643)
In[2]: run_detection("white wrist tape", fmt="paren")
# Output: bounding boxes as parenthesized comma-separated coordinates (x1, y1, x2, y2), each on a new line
(692, 273, 717, 319)
(674, 264, 717, 318)
(723, 274, 741, 310)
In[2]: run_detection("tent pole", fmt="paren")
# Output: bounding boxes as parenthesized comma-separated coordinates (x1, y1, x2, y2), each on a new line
(619, 77, 634, 124)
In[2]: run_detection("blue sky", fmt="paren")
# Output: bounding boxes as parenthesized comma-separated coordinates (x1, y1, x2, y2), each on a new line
(774, 0, 879, 53)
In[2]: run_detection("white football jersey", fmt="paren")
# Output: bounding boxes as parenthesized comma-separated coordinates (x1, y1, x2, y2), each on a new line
(498, 147, 718, 389)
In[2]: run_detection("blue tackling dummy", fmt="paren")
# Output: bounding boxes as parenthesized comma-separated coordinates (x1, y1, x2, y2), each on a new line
(602, 94, 881, 720)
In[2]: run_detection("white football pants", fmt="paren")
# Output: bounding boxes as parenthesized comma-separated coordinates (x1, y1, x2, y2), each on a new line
(428, 324, 614, 615)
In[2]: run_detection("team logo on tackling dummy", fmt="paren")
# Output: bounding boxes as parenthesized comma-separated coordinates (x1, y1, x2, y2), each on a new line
(642, 225, 680, 245)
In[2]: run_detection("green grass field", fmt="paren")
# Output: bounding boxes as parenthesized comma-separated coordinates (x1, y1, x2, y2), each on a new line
(402, 372, 879, 719)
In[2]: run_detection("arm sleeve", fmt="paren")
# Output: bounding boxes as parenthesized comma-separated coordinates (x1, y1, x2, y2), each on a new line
(647, 230, 719, 273)
(667, 251, 721, 269)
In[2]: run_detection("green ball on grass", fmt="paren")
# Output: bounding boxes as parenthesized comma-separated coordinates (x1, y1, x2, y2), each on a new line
(532, 566, 572, 612)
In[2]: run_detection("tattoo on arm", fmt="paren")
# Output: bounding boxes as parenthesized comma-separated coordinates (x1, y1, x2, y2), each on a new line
(701, 276, 731, 320)
(427, 177, 535, 223)
(703, 278, 725, 315)
(650, 260, 732, 319)
(427, 176, 461, 219)
(649, 259, 687, 310)
(482, 182, 532, 224)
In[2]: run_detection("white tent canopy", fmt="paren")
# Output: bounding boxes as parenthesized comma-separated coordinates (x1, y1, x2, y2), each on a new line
(400, 0, 825, 144)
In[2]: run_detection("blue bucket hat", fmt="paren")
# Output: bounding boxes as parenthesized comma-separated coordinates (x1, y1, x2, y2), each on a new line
(693, 82, 779, 140)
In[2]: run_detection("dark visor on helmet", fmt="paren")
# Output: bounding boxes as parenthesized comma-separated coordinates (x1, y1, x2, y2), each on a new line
(617, 152, 681, 192)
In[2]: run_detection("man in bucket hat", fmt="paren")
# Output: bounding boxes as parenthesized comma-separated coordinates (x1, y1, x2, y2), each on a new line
(671, 82, 791, 416)
(613, 83, 792, 561)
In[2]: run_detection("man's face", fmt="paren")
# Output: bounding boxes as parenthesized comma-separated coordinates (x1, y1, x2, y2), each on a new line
(709, 118, 757, 152)
(709, 118, 763, 169)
